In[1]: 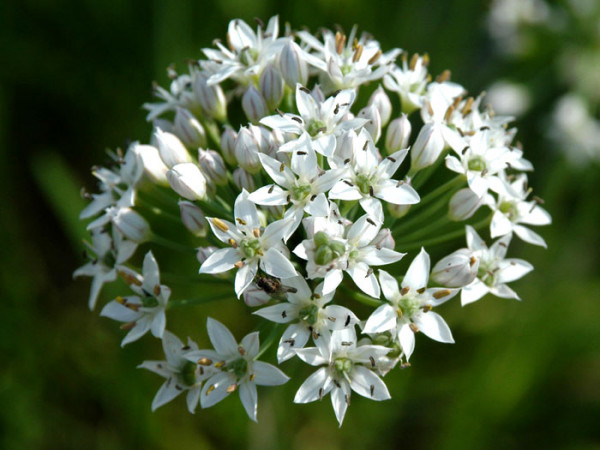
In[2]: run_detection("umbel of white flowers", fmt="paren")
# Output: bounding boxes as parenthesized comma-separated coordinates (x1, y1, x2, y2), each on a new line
(75, 16, 551, 426)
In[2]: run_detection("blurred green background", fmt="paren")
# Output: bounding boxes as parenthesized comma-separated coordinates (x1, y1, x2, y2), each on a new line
(1, 0, 599, 448)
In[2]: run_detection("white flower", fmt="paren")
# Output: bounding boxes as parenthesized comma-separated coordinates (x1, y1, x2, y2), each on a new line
(294, 204, 405, 298)
(260, 84, 365, 157)
(201, 16, 287, 86)
(100, 251, 170, 346)
(185, 318, 289, 421)
(383, 53, 430, 113)
(248, 134, 346, 240)
(199, 190, 297, 297)
(328, 128, 420, 221)
(139, 331, 214, 413)
(294, 328, 391, 426)
(73, 229, 137, 310)
(487, 174, 552, 247)
(461, 226, 534, 305)
(254, 276, 359, 363)
(363, 249, 457, 360)
(297, 26, 399, 91)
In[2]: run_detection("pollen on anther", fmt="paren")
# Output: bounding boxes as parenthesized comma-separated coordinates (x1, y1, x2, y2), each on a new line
(433, 289, 451, 299)
(236, 217, 247, 225)
(212, 218, 229, 232)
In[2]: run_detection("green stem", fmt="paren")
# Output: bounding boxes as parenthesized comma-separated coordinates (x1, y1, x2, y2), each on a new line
(340, 285, 382, 307)
(396, 214, 452, 243)
(167, 292, 233, 309)
(415, 175, 465, 209)
(161, 272, 233, 285)
(255, 324, 282, 360)
(392, 192, 453, 235)
(150, 233, 195, 253)
(398, 215, 490, 251)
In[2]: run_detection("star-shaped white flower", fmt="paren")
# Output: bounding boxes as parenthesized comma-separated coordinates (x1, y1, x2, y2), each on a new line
(248, 134, 346, 240)
(254, 276, 359, 362)
(294, 327, 391, 426)
(328, 128, 420, 221)
(184, 318, 289, 421)
(199, 190, 297, 297)
(139, 331, 215, 413)
(363, 249, 457, 360)
(100, 251, 170, 346)
(461, 225, 534, 305)
(260, 84, 366, 157)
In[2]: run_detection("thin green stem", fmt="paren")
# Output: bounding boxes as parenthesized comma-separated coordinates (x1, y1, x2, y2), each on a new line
(415, 175, 465, 209)
(396, 214, 452, 243)
(256, 324, 282, 360)
(150, 233, 195, 253)
(161, 273, 233, 285)
(340, 285, 382, 307)
(167, 292, 233, 309)
(392, 192, 453, 234)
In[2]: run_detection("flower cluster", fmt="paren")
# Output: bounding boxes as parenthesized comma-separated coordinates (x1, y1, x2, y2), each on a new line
(75, 16, 550, 425)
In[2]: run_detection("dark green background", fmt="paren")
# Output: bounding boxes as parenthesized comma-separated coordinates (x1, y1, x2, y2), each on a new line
(1, 0, 599, 448)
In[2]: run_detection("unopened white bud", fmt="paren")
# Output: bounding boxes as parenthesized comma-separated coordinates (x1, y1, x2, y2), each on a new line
(193, 72, 227, 121)
(279, 41, 308, 88)
(388, 203, 411, 218)
(448, 188, 484, 221)
(155, 128, 192, 168)
(242, 85, 269, 123)
(110, 207, 150, 243)
(260, 64, 284, 110)
(178, 200, 207, 237)
(173, 107, 207, 148)
(371, 228, 395, 250)
(196, 246, 217, 264)
(432, 248, 479, 287)
(358, 105, 382, 144)
(220, 125, 238, 165)
(232, 167, 256, 192)
(368, 86, 392, 126)
(166, 163, 207, 201)
(198, 149, 227, 185)
(133, 144, 169, 184)
(243, 283, 272, 307)
(410, 123, 445, 171)
(234, 127, 262, 173)
(385, 114, 411, 153)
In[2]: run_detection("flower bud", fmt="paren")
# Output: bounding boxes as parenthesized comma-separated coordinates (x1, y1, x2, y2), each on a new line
(388, 203, 411, 218)
(178, 200, 207, 237)
(259, 64, 284, 110)
(368, 86, 392, 126)
(371, 228, 395, 250)
(243, 284, 272, 307)
(410, 123, 444, 172)
(154, 128, 192, 168)
(192, 72, 227, 121)
(242, 85, 269, 123)
(198, 149, 227, 185)
(385, 114, 411, 153)
(448, 188, 484, 221)
(358, 105, 382, 144)
(232, 167, 256, 192)
(234, 127, 262, 173)
(220, 125, 238, 165)
(166, 163, 207, 201)
(432, 248, 479, 287)
(278, 41, 308, 88)
(131, 144, 169, 185)
(173, 107, 207, 148)
(110, 207, 150, 243)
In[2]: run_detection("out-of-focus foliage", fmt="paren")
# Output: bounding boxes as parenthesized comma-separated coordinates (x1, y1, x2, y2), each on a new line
(1, 0, 598, 449)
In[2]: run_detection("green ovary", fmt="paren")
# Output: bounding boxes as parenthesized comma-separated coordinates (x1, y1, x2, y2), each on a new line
(307, 119, 327, 137)
(240, 238, 261, 258)
(181, 361, 197, 386)
(299, 303, 319, 326)
(468, 156, 486, 172)
(228, 357, 248, 378)
(355, 173, 374, 195)
(398, 295, 420, 317)
(291, 183, 312, 201)
(499, 200, 518, 221)
(334, 357, 353, 376)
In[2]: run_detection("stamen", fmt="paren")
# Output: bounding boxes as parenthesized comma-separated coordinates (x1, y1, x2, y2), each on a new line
(198, 358, 213, 366)
(409, 323, 419, 333)
(436, 69, 451, 83)
(368, 50, 382, 65)
(234, 260, 245, 269)
(228, 238, 238, 248)
(253, 228, 260, 237)
(212, 218, 229, 232)
(433, 289, 451, 299)
(236, 217, 247, 225)
(400, 287, 410, 296)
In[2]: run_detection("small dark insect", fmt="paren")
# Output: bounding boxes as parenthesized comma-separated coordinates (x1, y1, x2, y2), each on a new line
(256, 275, 298, 296)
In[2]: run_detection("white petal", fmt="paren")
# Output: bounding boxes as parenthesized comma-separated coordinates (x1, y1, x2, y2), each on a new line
(363, 304, 397, 333)
(151, 378, 183, 411)
(497, 258, 533, 283)
(329, 180, 363, 201)
(461, 279, 489, 305)
(234, 190, 260, 230)
(322, 269, 344, 296)
(257, 152, 295, 187)
(295, 347, 328, 366)
(350, 365, 391, 401)
(100, 298, 140, 322)
(490, 283, 520, 300)
(361, 247, 405, 266)
(186, 388, 201, 414)
(347, 214, 381, 247)
(347, 263, 381, 298)
(201, 372, 235, 408)
(235, 261, 257, 297)
(239, 381, 258, 422)
(248, 185, 289, 206)
(490, 210, 513, 238)
(254, 304, 296, 323)
(304, 192, 329, 217)
(513, 225, 547, 248)
(122, 319, 151, 346)
(398, 324, 415, 360)
(199, 247, 239, 274)
(260, 248, 297, 279)
(251, 361, 289, 386)
(277, 324, 311, 363)
(359, 197, 384, 222)
(331, 382, 350, 426)
(322, 305, 359, 330)
(206, 317, 238, 356)
(378, 270, 400, 302)
(401, 248, 430, 290)
(466, 225, 485, 251)
(376, 183, 420, 205)
(414, 311, 454, 343)
(521, 205, 551, 226)
(313, 134, 336, 157)
(294, 367, 330, 403)
(150, 310, 166, 338)
(241, 331, 260, 358)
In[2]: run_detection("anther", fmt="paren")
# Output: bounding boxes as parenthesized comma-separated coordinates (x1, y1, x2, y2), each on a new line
(433, 289, 451, 299)
(367, 217, 376, 226)
(369, 356, 376, 367)
(234, 260, 245, 269)
(299, 86, 311, 94)
(352, 44, 363, 62)
(253, 228, 260, 237)
(154, 285, 161, 296)
(400, 287, 410, 296)
(237, 346, 246, 356)
(212, 218, 229, 232)
(228, 238, 237, 248)
(417, 287, 426, 294)
(198, 358, 213, 366)
(436, 70, 451, 83)
(368, 50, 382, 65)
(236, 217, 247, 225)
(409, 323, 419, 333)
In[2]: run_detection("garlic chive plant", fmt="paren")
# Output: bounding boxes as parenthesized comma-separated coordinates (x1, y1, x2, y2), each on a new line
(75, 16, 550, 426)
